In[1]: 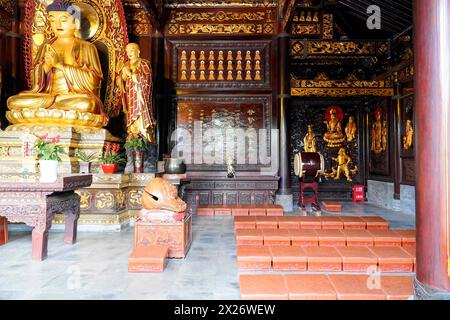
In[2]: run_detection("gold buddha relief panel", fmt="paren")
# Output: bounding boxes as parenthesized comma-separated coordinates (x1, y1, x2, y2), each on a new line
(170, 40, 271, 89)
(289, 10, 333, 39)
(368, 100, 391, 177)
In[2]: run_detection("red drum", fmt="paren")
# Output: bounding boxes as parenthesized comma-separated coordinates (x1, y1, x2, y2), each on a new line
(294, 152, 325, 179)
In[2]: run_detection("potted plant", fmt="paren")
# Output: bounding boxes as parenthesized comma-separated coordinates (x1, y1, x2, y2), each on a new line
(75, 150, 98, 174)
(124, 134, 147, 173)
(101, 147, 126, 174)
(34, 134, 65, 183)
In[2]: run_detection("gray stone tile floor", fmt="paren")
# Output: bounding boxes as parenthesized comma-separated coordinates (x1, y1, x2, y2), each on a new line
(0, 202, 415, 300)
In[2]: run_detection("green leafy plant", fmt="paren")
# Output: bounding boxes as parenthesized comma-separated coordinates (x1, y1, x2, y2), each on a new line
(124, 134, 147, 151)
(101, 151, 126, 165)
(75, 150, 98, 162)
(34, 134, 66, 161)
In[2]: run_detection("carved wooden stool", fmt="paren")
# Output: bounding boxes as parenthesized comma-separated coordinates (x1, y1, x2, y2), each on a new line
(0, 175, 92, 260)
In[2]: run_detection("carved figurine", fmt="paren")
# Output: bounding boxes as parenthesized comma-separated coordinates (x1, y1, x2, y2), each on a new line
(303, 124, 317, 152)
(119, 43, 156, 143)
(403, 119, 414, 150)
(323, 106, 346, 148)
(226, 156, 236, 178)
(7, 1, 107, 128)
(371, 108, 386, 154)
(332, 148, 353, 182)
(345, 116, 357, 142)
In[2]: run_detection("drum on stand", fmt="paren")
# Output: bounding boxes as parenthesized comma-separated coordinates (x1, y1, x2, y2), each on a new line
(294, 152, 325, 180)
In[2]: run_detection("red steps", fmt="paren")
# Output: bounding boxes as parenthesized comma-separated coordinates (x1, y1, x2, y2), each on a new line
(235, 229, 416, 248)
(128, 245, 169, 273)
(234, 216, 389, 231)
(197, 204, 284, 217)
(240, 274, 414, 300)
(236, 245, 416, 273)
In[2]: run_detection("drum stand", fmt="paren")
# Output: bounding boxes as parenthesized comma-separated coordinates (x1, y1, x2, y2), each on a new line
(299, 181, 321, 216)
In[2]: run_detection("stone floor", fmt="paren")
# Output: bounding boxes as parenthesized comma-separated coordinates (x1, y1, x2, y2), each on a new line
(0, 202, 415, 300)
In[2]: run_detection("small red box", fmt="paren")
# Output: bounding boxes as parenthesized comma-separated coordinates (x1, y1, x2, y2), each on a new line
(353, 185, 365, 203)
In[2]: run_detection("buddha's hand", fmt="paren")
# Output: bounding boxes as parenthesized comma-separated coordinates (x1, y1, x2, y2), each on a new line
(44, 48, 57, 69)
(122, 66, 132, 79)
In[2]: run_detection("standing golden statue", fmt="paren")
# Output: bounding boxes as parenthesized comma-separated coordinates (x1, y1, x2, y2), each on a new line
(118, 43, 156, 144)
(345, 116, 357, 142)
(6, 1, 107, 129)
(303, 124, 317, 152)
(403, 119, 414, 150)
(332, 148, 353, 182)
(371, 108, 387, 154)
(323, 106, 346, 148)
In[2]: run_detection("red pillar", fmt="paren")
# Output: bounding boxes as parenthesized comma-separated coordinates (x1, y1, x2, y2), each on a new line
(414, 0, 450, 298)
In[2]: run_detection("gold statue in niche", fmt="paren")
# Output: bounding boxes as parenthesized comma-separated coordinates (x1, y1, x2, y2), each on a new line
(303, 124, 317, 152)
(371, 108, 387, 154)
(345, 116, 357, 142)
(6, 1, 107, 129)
(118, 43, 155, 143)
(403, 119, 414, 150)
(325, 148, 357, 182)
(323, 106, 346, 148)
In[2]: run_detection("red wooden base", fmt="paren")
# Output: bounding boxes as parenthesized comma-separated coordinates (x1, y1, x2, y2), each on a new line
(128, 245, 168, 273)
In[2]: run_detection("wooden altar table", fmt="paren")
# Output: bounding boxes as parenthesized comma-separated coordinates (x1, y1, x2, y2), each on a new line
(0, 175, 93, 261)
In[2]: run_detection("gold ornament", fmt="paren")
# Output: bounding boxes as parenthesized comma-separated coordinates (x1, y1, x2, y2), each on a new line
(345, 116, 357, 142)
(303, 124, 317, 152)
(403, 119, 414, 150)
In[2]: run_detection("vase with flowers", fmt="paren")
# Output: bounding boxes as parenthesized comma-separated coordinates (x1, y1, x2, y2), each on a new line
(34, 134, 65, 183)
(124, 134, 147, 173)
(101, 143, 126, 174)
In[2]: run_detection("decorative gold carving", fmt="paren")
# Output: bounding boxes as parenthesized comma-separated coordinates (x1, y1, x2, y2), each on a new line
(95, 192, 114, 209)
(322, 13, 333, 39)
(171, 11, 267, 22)
(291, 24, 320, 36)
(128, 189, 143, 207)
(76, 191, 91, 210)
(345, 116, 357, 142)
(0, 0, 14, 14)
(371, 108, 388, 154)
(126, 10, 152, 36)
(290, 40, 386, 58)
(169, 23, 273, 35)
(291, 79, 394, 97)
(164, 0, 278, 8)
(291, 88, 394, 97)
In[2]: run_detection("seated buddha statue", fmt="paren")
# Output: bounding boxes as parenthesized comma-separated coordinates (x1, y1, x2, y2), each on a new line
(6, 1, 107, 129)
(323, 107, 346, 148)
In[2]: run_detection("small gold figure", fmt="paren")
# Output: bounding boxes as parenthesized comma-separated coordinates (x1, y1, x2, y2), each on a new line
(227, 61, 233, 70)
(332, 148, 353, 182)
(236, 60, 243, 70)
(255, 50, 261, 60)
(254, 71, 262, 81)
(246, 61, 252, 71)
(371, 109, 386, 154)
(255, 60, 261, 71)
(190, 50, 197, 60)
(218, 70, 224, 81)
(190, 60, 197, 71)
(199, 70, 206, 81)
(199, 50, 206, 60)
(200, 60, 206, 70)
(209, 61, 215, 71)
(303, 124, 317, 152)
(181, 70, 187, 81)
(245, 50, 252, 60)
(208, 71, 215, 81)
(181, 50, 187, 60)
(218, 60, 224, 70)
(218, 50, 224, 60)
(190, 70, 196, 81)
(227, 71, 234, 81)
(382, 120, 388, 151)
(245, 71, 252, 81)
(227, 51, 233, 61)
(236, 51, 243, 60)
(345, 116, 357, 142)
(236, 71, 243, 80)
(324, 107, 346, 148)
(181, 60, 187, 71)
(208, 51, 215, 61)
(403, 119, 414, 150)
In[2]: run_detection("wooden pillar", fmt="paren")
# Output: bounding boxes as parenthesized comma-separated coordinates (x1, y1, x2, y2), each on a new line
(414, 0, 450, 299)
(277, 31, 292, 195)
(152, 27, 165, 158)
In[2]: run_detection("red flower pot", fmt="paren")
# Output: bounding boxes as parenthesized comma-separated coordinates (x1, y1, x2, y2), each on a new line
(102, 164, 118, 174)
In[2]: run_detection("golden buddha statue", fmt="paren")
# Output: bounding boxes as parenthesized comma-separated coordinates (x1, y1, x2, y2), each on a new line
(371, 108, 386, 154)
(403, 119, 414, 150)
(345, 116, 357, 142)
(6, 1, 107, 129)
(323, 107, 346, 148)
(303, 124, 317, 152)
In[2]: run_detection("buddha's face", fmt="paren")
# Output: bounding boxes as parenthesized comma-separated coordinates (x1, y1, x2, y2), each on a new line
(48, 11, 79, 38)
(126, 45, 140, 60)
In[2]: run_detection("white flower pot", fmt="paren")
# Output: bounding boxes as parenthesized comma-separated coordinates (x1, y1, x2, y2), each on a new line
(39, 160, 59, 183)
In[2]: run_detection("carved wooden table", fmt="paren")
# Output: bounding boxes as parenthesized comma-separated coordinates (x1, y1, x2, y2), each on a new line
(0, 175, 93, 261)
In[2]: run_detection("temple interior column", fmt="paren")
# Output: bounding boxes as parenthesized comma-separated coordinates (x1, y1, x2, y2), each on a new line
(414, 0, 450, 299)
